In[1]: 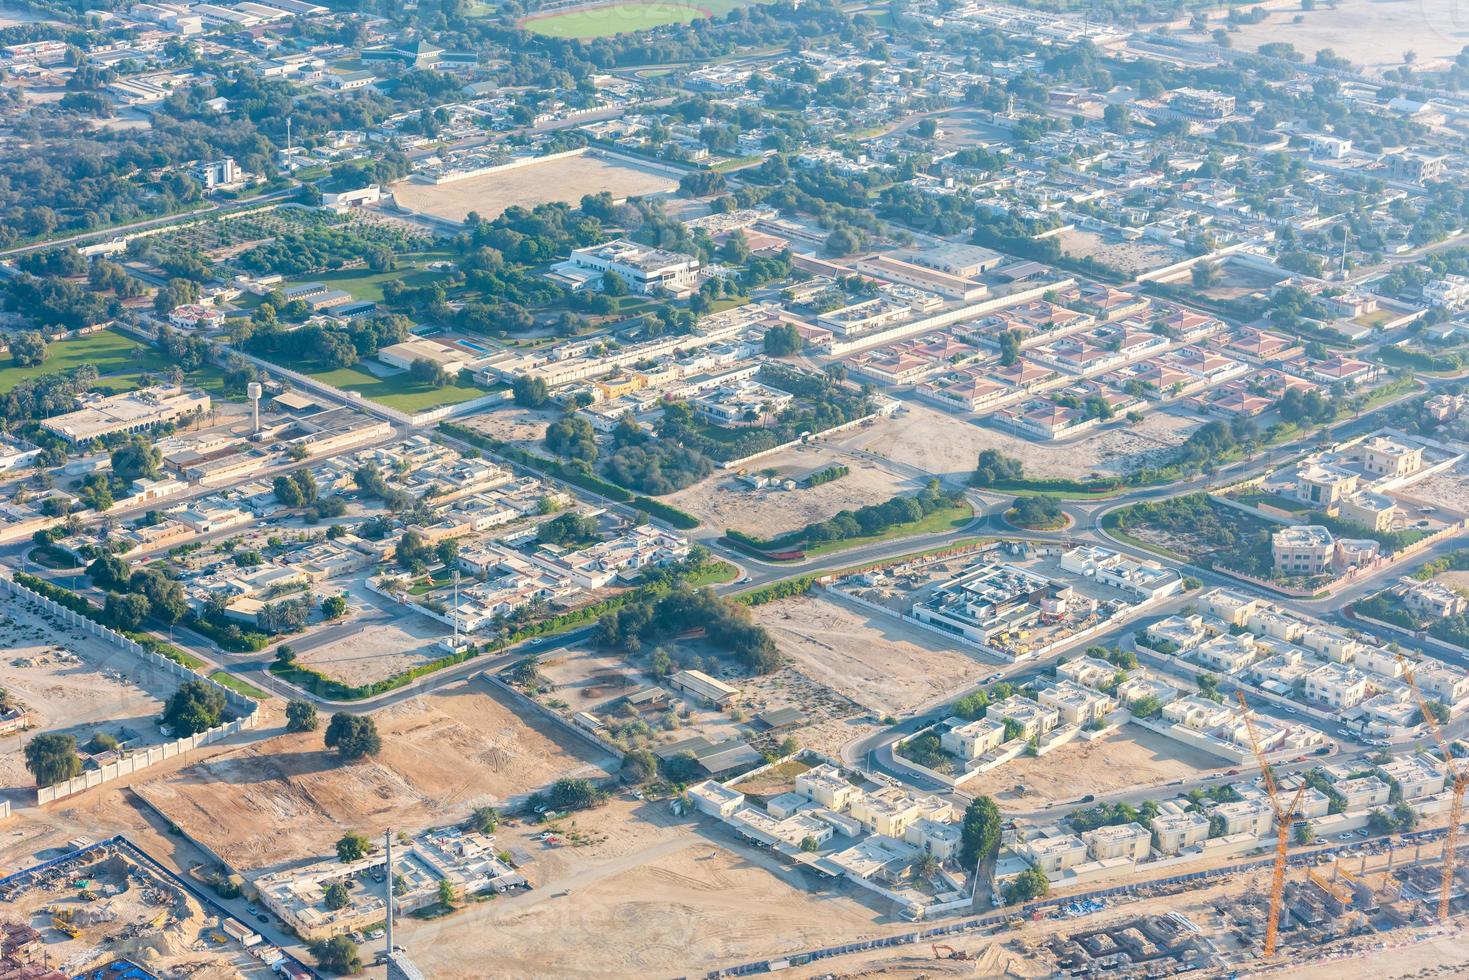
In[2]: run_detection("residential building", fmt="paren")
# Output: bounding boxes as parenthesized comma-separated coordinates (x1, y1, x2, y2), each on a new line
(1024, 834, 1089, 874)
(1151, 811, 1210, 855)
(1271, 525, 1336, 576)
(1082, 822, 1152, 863)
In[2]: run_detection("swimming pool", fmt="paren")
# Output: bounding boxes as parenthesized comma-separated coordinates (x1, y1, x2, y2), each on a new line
(458, 339, 492, 353)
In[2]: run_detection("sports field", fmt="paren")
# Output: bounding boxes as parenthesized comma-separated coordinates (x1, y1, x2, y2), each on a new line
(519, 0, 747, 38)
(0, 328, 228, 396)
(306, 363, 494, 413)
(393, 153, 677, 223)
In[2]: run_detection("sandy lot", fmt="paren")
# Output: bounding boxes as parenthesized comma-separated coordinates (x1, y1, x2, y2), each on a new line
(753, 593, 988, 716)
(404, 830, 888, 978)
(393, 153, 678, 223)
(666, 445, 914, 536)
(836, 401, 1198, 481)
(455, 402, 562, 447)
(963, 726, 1225, 805)
(1056, 228, 1187, 277)
(1220, 0, 1464, 72)
(0, 597, 184, 798)
(1395, 467, 1469, 516)
(296, 614, 447, 686)
(134, 677, 615, 872)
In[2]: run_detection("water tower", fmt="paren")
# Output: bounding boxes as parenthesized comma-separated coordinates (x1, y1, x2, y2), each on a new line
(247, 382, 262, 433)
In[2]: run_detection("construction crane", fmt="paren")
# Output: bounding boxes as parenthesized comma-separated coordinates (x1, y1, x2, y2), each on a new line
(1398, 657, 1468, 922)
(1237, 691, 1310, 958)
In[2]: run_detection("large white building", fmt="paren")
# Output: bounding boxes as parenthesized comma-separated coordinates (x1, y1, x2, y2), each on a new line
(41, 386, 212, 445)
(555, 239, 701, 298)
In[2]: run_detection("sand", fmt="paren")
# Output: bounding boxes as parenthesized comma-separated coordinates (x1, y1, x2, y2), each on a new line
(133, 677, 615, 872)
(666, 445, 915, 537)
(393, 153, 678, 223)
(454, 403, 564, 448)
(961, 726, 1225, 806)
(1220, 0, 1465, 72)
(752, 593, 988, 716)
(835, 401, 1198, 482)
(295, 615, 448, 686)
(0, 597, 183, 798)
(1056, 228, 1188, 276)
(403, 834, 888, 978)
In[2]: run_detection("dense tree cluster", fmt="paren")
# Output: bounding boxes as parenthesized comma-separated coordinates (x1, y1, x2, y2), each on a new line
(596, 586, 780, 674)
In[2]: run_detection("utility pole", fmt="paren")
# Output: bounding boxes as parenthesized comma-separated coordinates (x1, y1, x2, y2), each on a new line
(384, 828, 395, 958)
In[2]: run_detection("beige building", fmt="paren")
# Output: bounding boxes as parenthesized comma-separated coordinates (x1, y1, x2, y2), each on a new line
(850, 787, 925, 838)
(1082, 822, 1151, 863)
(795, 763, 863, 811)
(1360, 436, 1422, 479)
(1023, 834, 1089, 874)
(1271, 525, 1336, 576)
(940, 717, 1007, 759)
(1151, 811, 1210, 855)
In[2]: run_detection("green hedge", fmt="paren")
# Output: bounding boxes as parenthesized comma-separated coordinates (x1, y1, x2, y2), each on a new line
(441, 422, 702, 529)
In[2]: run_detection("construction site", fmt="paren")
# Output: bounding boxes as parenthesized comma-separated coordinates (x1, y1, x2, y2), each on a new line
(0, 837, 301, 979)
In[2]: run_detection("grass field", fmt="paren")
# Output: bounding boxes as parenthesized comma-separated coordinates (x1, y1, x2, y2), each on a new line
(804, 502, 974, 558)
(306, 363, 492, 413)
(519, 0, 750, 37)
(0, 328, 230, 398)
(210, 670, 270, 700)
(309, 251, 454, 303)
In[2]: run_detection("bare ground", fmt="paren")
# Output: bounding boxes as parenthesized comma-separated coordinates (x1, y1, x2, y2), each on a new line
(295, 615, 447, 686)
(752, 593, 987, 716)
(666, 445, 914, 537)
(133, 678, 615, 872)
(0, 598, 183, 798)
(403, 828, 889, 978)
(963, 726, 1226, 806)
(1055, 228, 1188, 276)
(1219, 0, 1464, 72)
(835, 402, 1198, 481)
(393, 154, 678, 223)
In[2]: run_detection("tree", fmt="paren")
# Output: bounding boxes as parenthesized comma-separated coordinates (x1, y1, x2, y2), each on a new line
(973, 450, 1024, 486)
(825, 226, 859, 256)
(24, 732, 81, 787)
(620, 747, 658, 784)
(1009, 495, 1063, 529)
(960, 795, 1003, 867)
(437, 878, 457, 908)
(800, 835, 820, 853)
(409, 357, 450, 388)
(321, 594, 349, 620)
(310, 935, 361, 975)
(763, 323, 802, 356)
(336, 831, 371, 863)
(9, 330, 47, 367)
(955, 690, 989, 720)
(163, 679, 226, 736)
(1004, 866, 1050, 904)
(286, 699, 319, 733)
(1103, 103, 1131, 134)
(325, 712, 381, 761)
(88, 553, 131, 590)
(104, 591, 150, 630)
(323, 881, 350, 910)
(111, 436, 162, 484)
(470, 805, 499, 834)
(1295, 821, 1314, 845)
(513, 374, 549, 408)
(998, 329, 1021, 367)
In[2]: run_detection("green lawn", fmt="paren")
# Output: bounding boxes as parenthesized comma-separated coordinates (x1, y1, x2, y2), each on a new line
(307, 363, 493, 413)
(310, 252, 454, 303)
(685, 559, 739, 587)
(0, 328, 231, 399)
(519, 0, 752, 37)
(804, 503, 974, 558)
(0, 329, 160, 394)
(210, 671, 270, 700)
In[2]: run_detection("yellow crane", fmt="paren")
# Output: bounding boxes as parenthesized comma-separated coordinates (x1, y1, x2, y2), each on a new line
(1398, 656, 1468, 922)
(1237, 691, 1311, 957)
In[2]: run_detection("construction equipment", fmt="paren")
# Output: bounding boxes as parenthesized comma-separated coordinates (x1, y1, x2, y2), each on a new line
(1237, 691, 1310, 958)
(1397, 656, 1468, 922)
(931, 944, 970, 960)
(1307, 868, 1353, 907)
